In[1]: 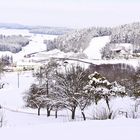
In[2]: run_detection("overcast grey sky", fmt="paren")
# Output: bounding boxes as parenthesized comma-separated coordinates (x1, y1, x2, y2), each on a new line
(0, 0, 140, 28)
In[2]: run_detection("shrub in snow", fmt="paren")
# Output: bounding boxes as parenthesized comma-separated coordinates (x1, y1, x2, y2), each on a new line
(92, 107, 118, 120)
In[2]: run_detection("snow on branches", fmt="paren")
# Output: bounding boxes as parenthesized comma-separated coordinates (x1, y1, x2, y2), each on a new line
(85, 71, 126, 111)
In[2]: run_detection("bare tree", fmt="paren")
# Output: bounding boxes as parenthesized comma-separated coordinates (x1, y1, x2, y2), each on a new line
(32, 59, 59, 116)
(24, 84, 46, 116)
(54, 65, 89, 120)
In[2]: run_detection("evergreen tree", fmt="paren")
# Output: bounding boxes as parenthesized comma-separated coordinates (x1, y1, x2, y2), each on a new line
(85, 72, 126, 118)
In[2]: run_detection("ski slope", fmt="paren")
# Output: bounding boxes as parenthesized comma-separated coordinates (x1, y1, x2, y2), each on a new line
(84, 36, 110, 59)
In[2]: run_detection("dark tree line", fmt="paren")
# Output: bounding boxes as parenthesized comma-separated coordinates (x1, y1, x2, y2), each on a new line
(0, 55, 13, 66)
(88, 63, 135, 95)
(29, 27, 73, 35)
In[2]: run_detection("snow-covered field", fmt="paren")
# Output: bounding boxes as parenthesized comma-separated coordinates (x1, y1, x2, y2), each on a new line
(0, 71, 35, 109)
(0, 71, 139, 140)
(0, 118, 140, 140)
(0, 71, 73, 125)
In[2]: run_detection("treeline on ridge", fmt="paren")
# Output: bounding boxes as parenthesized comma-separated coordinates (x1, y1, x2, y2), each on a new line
(44, 22, 140, 56)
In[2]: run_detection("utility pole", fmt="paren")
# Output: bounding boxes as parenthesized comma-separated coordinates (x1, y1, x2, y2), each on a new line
(17, 72, 19, 88)
(17, 68, 21, 88)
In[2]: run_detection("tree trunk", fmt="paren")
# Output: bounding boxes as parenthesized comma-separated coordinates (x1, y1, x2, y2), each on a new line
(108, 112, 112, 119)
(47, 109, 51, 117)
(55, 110, 58, 118)
(38, 106, 41, 116)
(105, 97, 112, 119)
(81, 111, 86, 121)
(105, 97, 110, 111)
(71, 107, 76, 120)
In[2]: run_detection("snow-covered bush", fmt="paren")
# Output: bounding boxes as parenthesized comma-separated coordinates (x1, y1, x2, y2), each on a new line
(88, 63, 135, 96)
(92, 107, 118, 120)
(85, 72, 126, 118)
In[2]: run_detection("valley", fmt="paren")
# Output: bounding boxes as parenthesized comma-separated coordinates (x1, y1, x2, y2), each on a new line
(0, 24, 140, 140)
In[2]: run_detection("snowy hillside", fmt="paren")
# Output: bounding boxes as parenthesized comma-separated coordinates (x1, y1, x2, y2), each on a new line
(84, 36, 110, 59)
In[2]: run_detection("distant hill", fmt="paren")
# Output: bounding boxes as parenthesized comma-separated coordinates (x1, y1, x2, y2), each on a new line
(29, 26, 74, 35)
(0, 23, 28, 29)
(0, 23, 74, 35)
